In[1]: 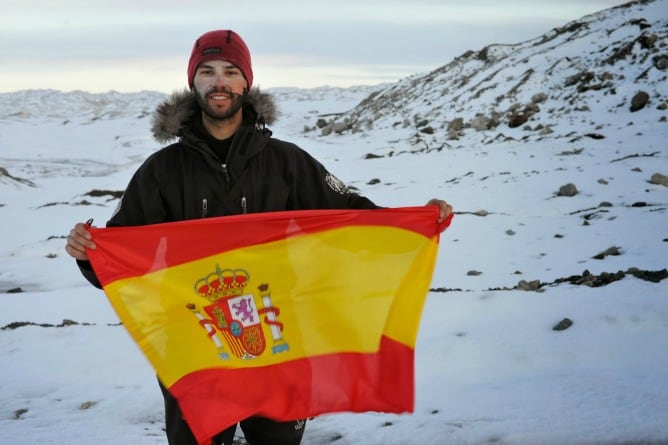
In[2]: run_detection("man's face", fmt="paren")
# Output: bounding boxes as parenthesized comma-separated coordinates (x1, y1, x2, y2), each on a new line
(193, 60, 248, 121)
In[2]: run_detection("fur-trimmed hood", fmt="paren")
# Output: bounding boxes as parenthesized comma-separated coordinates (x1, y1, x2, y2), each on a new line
(150, 87, 278, 144)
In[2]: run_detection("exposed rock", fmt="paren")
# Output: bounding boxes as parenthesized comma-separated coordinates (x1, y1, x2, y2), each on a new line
(551, 268, 667, 288)
(563, 70, 614, 93)
(557, 183, 578, 197)
(470, 115, 491, 131)
(630, 91, 650, 112)
(517, 279, 542, 291)
(13, 408, 28, 420)
(593, 246, 621, 260)
(560, 269, 626, 287)
(558, 147, 584, 156)
(430, 268, 667, 294)
(628, 18, 651, 30)
(654, 54, 668, 70)
(447, 117, 464, 131)
(0, 166, 36, 187)
(553, 318, 573, 331)
(79, 401, 97, 410)
(626, 267, 668, 283)
(2, 319, 82, 330)
(638, 33, 658, 49)
(363, 153, 384, 160)
(507, 103, 540, 128)
(84, 189, 124, 199)
(538, 126, 554, 136)
(649, 172, 668, 186)
(447, 128, 460, 140)
(531, 92, 548, 103)
(508, 112, 530, 128)
(611, 151, 660, 163)
(332, 121, 349, 134)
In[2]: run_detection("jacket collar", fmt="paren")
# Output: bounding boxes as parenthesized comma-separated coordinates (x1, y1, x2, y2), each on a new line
(150, 87, 277, 144)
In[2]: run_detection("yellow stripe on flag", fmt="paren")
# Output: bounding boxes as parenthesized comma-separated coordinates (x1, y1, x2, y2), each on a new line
(103, 224, 437, 387)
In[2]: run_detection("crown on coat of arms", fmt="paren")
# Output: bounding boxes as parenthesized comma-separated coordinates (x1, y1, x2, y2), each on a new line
(194, 266, 250, 302)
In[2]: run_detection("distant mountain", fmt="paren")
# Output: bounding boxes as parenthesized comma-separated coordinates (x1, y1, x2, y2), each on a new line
(317, 0, 667, 145)
(0, 89, 167, 121)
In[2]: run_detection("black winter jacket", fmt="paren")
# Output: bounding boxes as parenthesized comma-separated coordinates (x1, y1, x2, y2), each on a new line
(79, 88, 378, 287)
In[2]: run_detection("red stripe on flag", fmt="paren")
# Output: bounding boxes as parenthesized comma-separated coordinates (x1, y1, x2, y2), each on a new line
(169, 336, 414, 445)
(88, 206, 446, 286)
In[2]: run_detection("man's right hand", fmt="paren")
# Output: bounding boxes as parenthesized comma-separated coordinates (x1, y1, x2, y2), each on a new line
(65, 222, 96, 261)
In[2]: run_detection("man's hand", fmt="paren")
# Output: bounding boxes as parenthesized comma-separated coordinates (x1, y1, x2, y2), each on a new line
(64, 222, 96, 261)
(426, 198, 453, 226)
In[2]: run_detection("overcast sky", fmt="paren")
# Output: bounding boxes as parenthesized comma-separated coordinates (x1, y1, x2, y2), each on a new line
(0, 0, 625, 93)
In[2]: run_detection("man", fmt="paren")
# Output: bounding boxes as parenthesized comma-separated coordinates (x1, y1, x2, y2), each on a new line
(65, 29, 453, 445)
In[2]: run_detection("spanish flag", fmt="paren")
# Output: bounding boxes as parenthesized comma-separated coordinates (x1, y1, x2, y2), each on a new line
(87, 206, 452, 445)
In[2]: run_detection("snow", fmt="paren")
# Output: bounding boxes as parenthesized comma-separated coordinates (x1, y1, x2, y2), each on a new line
(1, 1, 667, 443)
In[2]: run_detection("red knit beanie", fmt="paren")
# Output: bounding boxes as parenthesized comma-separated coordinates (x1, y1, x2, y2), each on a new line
(187, 30, 253, 90)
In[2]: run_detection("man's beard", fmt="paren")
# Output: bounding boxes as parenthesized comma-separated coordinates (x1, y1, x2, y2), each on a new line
(195, 87, 245, 121)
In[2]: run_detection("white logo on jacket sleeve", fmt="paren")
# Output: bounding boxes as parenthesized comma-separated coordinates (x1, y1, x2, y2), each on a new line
(325, 173, 350, 195)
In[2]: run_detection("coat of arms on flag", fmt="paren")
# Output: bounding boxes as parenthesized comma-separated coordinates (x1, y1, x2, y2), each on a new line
(188, 266, 288, 360)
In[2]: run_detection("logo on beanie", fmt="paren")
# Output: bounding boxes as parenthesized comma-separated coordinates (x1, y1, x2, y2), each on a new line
(202, 47, 222, 55)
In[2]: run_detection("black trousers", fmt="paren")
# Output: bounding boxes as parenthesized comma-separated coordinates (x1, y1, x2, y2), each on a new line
(159, 380, 306, 445)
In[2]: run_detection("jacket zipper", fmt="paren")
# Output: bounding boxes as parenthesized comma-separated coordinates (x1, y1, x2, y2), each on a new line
(201, 198, 208, 218)
(221, 132, 237, 184)
(241, 196, 247, 214)
(221, 163, 231, 183)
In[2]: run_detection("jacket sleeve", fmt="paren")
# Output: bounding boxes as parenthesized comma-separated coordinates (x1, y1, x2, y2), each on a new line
(75, 153, 168, 288)
(77, 259, 102, 289)
(287, 143, 379, 210)
(106, 155, 170, 227)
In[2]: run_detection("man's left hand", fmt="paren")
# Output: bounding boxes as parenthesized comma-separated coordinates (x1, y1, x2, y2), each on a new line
(426, 198, 453, 225)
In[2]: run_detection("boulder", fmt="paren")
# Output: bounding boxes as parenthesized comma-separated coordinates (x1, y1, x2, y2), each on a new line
(630, 91, 650, 112)
(557, 183, 578, 197)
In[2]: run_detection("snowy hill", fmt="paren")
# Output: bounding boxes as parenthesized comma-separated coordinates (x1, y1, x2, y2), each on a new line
(1, 0, 667, 444)
(316, 0, 667, 147)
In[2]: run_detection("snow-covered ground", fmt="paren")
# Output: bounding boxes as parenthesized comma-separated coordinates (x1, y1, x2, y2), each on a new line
(1, 1, 667, 443)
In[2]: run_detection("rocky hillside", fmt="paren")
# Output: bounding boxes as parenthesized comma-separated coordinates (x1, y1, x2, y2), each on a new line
(315, 0, 667, 147)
